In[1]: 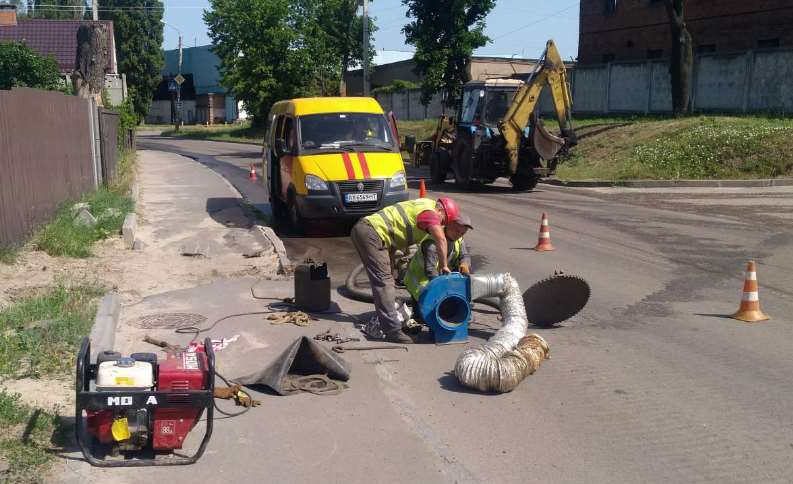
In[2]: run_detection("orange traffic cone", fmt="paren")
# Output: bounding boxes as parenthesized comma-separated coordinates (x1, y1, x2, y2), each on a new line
(533, 212, 554, 251)
(419, 178, 427, 198)
(248, 164, 257, 181)
(731, 261, 769, 322)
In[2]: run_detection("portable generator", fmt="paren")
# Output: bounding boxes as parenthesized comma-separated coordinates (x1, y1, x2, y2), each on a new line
(75, 337, 215, 467)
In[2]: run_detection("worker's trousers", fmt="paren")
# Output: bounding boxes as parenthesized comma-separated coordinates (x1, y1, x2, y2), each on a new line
(350, 219, 400, 334)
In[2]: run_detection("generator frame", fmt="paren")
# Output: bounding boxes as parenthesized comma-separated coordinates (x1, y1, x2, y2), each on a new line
(75, 337, 216, 467)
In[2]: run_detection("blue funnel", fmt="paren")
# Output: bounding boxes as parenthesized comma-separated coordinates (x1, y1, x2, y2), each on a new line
(417, 273, 472, 344)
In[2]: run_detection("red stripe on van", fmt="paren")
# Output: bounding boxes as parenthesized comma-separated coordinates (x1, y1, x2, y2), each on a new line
(341, 152, 356, 179)
(357, 153, 371, 178)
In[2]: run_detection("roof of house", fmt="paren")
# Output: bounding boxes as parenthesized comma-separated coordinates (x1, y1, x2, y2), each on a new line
(0, 19, 116, 74)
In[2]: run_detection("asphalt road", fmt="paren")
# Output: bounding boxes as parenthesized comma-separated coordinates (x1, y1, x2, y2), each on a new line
(136, 134, 793, 483)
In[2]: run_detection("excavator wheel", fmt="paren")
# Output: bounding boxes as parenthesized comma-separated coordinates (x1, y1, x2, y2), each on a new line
(430, 150, 450, 185)
(510, 174, 540, 192)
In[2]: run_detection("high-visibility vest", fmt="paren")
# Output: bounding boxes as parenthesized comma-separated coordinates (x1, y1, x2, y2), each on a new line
(404, 236, 463, 301)
(364, 198, 436, 250)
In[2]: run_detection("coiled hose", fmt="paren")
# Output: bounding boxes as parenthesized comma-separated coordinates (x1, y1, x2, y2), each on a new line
(454, 273, 550, 393)
(344, 263, 501, 310)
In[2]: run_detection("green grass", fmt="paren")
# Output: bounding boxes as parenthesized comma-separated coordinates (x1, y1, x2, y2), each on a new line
(398, 119, 439, 145)
(161, 121, 263, 145)
(0, 391, 71, 482)
(0, 283, 103, 379)
(555, 115, 793, 180)
(35, 188, 134, 258)
(0, 245, 20, 265)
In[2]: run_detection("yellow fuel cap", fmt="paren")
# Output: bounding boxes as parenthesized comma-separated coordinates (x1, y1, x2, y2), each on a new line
(111, 417, 131, 441)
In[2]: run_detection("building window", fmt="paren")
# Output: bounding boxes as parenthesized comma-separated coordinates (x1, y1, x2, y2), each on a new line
(696, 44, 716, 54)
(647, 49, 663, 59)
(757, 38, 780, 49)
(604, 0, 618, 15)
(602, 53, 615, 63)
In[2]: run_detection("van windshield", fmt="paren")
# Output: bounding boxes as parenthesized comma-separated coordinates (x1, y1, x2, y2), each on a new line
(299, 113, 395, 151)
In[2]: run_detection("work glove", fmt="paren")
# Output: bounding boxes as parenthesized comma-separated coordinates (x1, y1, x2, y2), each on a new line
(459, 264, 470, 275)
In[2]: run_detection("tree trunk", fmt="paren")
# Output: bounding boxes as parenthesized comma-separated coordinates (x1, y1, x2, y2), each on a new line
(340, 52, 349, 96)
(73, 24, 108, 106)
(665, 0, 693, 116)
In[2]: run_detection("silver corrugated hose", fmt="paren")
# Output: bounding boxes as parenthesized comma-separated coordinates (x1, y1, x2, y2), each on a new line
(455, 273, 550, 393)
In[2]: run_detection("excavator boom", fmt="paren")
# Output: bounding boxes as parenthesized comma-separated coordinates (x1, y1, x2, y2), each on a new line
(499, 39, 576, 173)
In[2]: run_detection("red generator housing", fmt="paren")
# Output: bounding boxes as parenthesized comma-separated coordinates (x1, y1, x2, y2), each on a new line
(153, 350, 209, 449)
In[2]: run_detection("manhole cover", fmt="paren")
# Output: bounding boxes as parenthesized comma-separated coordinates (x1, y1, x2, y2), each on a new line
(132, 313, 207, 329)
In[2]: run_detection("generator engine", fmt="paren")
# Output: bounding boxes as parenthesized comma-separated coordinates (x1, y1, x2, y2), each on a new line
(75, 337, 215, 467)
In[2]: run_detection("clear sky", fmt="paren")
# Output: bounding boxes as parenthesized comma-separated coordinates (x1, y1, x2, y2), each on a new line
(162, 0, 581, 61)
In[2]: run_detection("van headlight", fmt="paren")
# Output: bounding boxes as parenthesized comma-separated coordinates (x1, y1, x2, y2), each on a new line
(390, 171, 406, 189)
(305, 175, 328, 191)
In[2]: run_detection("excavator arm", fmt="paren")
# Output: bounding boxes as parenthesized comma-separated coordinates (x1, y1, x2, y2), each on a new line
(499, 39, 576, 174)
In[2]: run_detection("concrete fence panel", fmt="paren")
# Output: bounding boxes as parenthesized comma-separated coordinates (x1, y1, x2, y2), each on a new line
(749, 50, 793, 113)
(693, 53, 749, 111)
(649, 62, 673, 113)
(571, 66, 608, 113)
(0, 88, 96, 245)
(608, 63, 650, 112)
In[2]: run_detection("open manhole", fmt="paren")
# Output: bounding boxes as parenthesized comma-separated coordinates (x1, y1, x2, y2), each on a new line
(132, 313, 207, 329)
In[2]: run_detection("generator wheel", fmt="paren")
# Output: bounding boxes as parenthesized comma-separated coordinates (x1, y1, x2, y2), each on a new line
(430, 150, 450, 185)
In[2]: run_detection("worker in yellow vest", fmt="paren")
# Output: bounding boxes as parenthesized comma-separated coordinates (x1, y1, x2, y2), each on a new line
(404, 214, 473, 304)
(351, 197, 461, 343)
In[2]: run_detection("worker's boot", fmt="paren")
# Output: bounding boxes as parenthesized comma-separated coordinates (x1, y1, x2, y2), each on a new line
(385, 329, 414, 344)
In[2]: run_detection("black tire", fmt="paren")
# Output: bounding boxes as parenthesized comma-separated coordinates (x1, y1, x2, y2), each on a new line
(451, 142, 475, 190)
(430, 150, 450, 185)
(287, 191, 306, 234)
(510, 174, 540, 192)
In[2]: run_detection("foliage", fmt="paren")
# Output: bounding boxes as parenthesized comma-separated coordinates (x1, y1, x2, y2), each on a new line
(371, 79, 420, 95)
(555, 115, 793, 180)
(161, 121, 263, 144)
(0, 390, 72, 480)
(0, 282, 104, 378)
(0, 42, 61, 91)
(35, 188, 134, 258)
(316, 0, 377, 93)
(205, 0, 376, 125)
(25, 0, 88, 19)
(402, 0, 495, 106)
(99, 0, 164, 121)
(0, 244, 20, 265)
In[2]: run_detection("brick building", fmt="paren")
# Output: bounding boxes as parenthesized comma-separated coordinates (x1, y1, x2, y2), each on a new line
(578, 0, 793, 64)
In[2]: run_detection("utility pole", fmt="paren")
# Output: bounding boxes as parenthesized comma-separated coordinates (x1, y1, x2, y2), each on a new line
(176, 34, 182, 130)
(92, 0, 98, 21)
(361, 0, 369, 96)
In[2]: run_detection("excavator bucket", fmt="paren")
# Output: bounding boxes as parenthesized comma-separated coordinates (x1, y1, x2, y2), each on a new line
(532, 117, 566, 161)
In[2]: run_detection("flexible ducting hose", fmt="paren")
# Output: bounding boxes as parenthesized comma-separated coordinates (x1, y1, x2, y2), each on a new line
(344, 263, 502, 310)
(454, 273, 550, 393)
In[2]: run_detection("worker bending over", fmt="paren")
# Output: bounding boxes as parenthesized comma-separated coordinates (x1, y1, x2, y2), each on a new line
(404, 214, 473, 306)
(351, 197, 461, 343)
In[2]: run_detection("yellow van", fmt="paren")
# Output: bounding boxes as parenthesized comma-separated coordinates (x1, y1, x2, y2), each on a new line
(262, 97, 408, 228)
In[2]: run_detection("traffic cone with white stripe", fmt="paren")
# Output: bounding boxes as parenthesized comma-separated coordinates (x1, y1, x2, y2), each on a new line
(248, 164, 257, 181)
(533, 212, 554, 251)
(731, 261, 769, 322)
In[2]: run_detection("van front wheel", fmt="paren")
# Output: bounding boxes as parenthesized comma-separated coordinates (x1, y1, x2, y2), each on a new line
(288, 193, 306, 235)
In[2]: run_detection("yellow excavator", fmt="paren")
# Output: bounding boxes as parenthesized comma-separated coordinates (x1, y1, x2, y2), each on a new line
(411, 39, 576, 191)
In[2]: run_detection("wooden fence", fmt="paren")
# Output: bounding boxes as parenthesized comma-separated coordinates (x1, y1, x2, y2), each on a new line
(0, 88, 132, 245)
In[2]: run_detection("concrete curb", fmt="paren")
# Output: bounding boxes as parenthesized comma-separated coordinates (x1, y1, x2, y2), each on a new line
(253, 225, 291, 274)
(122, 213, 137, 249)
(89, 293, 120, 361)
(541, 178, 793, 188)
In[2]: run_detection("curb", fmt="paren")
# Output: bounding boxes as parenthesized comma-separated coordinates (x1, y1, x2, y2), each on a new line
(253, 225, 291, 274)
(122, 213, 137, 249)
(541, 178, 793, 188)
(89, 293, 120, 361)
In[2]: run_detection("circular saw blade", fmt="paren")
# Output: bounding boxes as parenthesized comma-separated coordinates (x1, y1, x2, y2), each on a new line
(523, 274, 590, 327)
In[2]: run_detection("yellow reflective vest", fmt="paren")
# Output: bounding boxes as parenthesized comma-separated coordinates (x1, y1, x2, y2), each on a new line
(404, 237, 463, 301)
(364, 198, 436, 250)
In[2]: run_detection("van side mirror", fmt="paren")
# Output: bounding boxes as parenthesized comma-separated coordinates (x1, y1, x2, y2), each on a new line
(274, 138, 287, 157)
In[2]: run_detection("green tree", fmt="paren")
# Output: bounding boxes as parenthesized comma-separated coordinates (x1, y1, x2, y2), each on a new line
(204, 0, 372, 124)
(28, 0, 88, 20)
(316, 0, 377, 95)
(402, 0, 495, 106)
(0, 42, 61, 90)
(99, 0, 164, 121)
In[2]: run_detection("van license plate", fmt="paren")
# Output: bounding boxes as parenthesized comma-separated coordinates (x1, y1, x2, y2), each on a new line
(345, 192, 378, 203)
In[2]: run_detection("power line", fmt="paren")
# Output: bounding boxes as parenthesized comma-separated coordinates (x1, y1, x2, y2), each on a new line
(491, 2, 578, 41)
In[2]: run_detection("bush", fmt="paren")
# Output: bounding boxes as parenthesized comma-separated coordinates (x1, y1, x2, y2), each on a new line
(0, 42, 61, 90)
